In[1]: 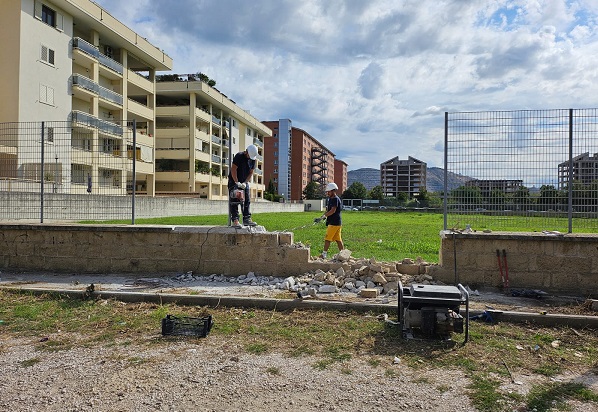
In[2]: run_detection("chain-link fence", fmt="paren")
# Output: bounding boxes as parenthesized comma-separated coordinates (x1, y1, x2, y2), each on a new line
(444, 108, 598, 233)
(0, 119, 146, 222)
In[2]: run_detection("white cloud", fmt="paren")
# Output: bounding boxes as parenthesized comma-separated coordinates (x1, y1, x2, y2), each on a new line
(95, 0, 598, 170)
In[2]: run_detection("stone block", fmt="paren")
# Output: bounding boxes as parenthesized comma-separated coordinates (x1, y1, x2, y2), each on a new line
(359, 288, 379, 298)
(396, 263, 420, 276)
(278, 232, 293, 245)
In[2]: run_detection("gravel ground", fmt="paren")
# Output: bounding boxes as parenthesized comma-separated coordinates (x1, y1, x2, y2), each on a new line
(1, 272, 597, 411)
(1, 335, 478, 412)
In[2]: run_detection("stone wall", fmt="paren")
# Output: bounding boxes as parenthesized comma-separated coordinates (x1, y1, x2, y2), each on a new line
(0, 224, 310, 277)
(429, 231, 598, 296)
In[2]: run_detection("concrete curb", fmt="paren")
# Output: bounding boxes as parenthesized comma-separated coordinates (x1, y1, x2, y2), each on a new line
(3, 286, 598, 328)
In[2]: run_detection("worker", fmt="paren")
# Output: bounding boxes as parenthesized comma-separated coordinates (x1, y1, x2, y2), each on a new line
(228, 144, 259, 227)
(316, 182, 344, 258)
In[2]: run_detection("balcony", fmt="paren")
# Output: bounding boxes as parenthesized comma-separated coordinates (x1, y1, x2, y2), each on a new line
(254, 168, 263, 176)
(211, 135, 221, 145)
(212, 154, 221, 163)
(72, 38, 123, 76)
(253, 138, 263, 148)
(72, 74, 123, 107)
(211, 115, 221, 126)
(71, 110, 123, 137)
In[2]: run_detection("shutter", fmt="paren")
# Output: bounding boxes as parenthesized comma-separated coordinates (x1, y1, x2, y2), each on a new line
(39, 84, 47, 103)
(34, 0, 42, 19)
(47, 87, 55, 106)
(41, 45, 48, 61)
(56, 12, 63, 31)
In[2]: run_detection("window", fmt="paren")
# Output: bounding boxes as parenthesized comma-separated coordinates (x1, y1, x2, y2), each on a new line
(274, 142, 278, 147)
(42, 5, 55, 26)
(41, 45, 55, 66)
(34, 1, 63, 30)
(44, 127, 54, 142)
(39, 84, 55, 106)
(274, 151, 278, 156)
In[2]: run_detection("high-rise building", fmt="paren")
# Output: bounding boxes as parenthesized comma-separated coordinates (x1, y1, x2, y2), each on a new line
(380, 156, 426, 198)
(262, 120, 347, 201)
(155, 78, 269, 200)
(334, 159, 348, 194)
(558, 152, 598, 190)
(0, 0, 173, 195)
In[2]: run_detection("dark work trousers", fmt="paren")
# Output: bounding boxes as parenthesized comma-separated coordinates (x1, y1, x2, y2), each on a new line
(229, 184, 251, 221)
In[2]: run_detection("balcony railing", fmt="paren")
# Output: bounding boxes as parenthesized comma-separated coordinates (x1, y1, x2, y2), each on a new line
(254, 168, 263, 176)
(211, 115, 221, 125)
(253, 138, 263, 148)
(73, 74, 123, 106)
(211, 135, 221, 145)
(72, 37, 123, 75)
(71, 110, 123, 137)
(212, 154, 221, 163)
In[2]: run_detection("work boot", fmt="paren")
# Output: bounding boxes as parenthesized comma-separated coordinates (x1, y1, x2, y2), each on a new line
(232, 219, 242, 228)
(243, 217, 257, 227)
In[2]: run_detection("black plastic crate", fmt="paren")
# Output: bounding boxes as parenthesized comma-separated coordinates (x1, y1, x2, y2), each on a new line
(161, 314, 213, 337)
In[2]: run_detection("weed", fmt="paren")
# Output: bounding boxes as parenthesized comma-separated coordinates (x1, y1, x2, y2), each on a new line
(367, 358, 382, 368)
(526, 382, 598, 411)
(468, 374, 504, 412)
(20, 358, 41, 367)
(246, 342, 269, 354)
(266, 366, 280, 375)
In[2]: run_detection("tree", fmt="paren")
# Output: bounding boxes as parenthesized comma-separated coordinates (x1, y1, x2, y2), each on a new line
(303, 181, 324, 199)
(513, 186, 531, 209)
(368, 185, 384, 201)
(395, 192, 409, 206)
(266, 179, 277, 195)
(416, 188, 431, 207)
(449, 185, 482, 209)
(342, 182, 367, 199)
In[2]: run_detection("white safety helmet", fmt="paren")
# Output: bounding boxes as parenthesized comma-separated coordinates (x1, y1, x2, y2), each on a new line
(325, 182, 338, 191)
(246, 144, 258, 160)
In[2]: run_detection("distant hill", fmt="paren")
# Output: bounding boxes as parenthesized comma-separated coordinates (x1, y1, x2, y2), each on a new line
(426, 167, 472, 192)
(347, 168, 379, 191)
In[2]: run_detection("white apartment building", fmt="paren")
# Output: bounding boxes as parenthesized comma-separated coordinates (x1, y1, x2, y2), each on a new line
(0, 0, 173, 195)
(155, 79, 269, 200)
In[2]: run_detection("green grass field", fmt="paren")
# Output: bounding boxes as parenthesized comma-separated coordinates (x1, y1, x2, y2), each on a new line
(98, 211, 445, 263)
(90, 210, 598, 264)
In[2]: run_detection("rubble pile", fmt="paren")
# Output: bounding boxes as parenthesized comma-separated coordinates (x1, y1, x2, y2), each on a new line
(171, 249, 439, 299)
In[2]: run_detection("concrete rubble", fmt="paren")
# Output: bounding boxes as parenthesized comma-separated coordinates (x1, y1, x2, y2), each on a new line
(171, 249, 439, 300)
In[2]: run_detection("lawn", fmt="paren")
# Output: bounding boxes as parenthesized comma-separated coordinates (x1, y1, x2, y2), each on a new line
(101, 211, 446, 263)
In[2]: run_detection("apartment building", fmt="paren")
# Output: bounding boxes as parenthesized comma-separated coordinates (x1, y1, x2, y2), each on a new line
(380, 156, 426, 198)
(465, 179, 523, 197)
(262, 119, 346, 201)
(154, 77, 269, 200)
(334, 159, 348, 194)
(0, 0, 172, 194)
(558, 152, 598, 190)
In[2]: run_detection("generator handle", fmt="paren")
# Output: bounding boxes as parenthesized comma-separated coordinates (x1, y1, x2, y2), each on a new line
(457, 283, 469, 344)
(397, 280, 404, 338)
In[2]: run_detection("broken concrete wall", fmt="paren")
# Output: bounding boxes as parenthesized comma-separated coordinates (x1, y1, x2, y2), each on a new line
(429, 231, 598, 295)
(0, 224, 309, 277)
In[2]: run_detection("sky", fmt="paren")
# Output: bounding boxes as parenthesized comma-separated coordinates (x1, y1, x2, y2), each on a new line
(95, 0, 598, 171)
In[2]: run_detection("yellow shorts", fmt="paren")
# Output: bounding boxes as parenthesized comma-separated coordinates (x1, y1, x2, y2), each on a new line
(325, 225, 342, 242)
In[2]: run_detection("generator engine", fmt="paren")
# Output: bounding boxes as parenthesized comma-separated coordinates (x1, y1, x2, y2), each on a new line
(398, 283, 469, 342)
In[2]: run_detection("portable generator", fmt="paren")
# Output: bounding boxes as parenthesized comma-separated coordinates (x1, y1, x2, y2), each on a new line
(397, 281, 469, 342)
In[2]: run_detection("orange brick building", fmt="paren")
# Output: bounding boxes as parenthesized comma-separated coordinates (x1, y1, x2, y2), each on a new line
(262, 119, 348, 201)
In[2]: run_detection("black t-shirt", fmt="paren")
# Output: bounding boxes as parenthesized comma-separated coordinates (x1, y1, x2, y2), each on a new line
(326, 195, 342, 226)
(228, 151, 255, 189)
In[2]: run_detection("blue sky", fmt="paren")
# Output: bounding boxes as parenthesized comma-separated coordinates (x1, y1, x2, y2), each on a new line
(96, 0, 598, 171)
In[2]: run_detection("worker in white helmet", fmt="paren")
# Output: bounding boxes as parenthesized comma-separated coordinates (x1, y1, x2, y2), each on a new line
(228, 144, 259, 227)
(317, 182, 344, 259)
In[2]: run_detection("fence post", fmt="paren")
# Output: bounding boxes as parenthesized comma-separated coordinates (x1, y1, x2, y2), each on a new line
(443, 112, 448, 230)
(568, 109, 573, 233)
(40, 121, 45, 223)
(132, 119, 136, 225)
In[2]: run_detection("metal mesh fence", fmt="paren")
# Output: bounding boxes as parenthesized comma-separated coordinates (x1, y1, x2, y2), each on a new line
(444, 109, 598, 233)
(0, 119, 139, 222)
